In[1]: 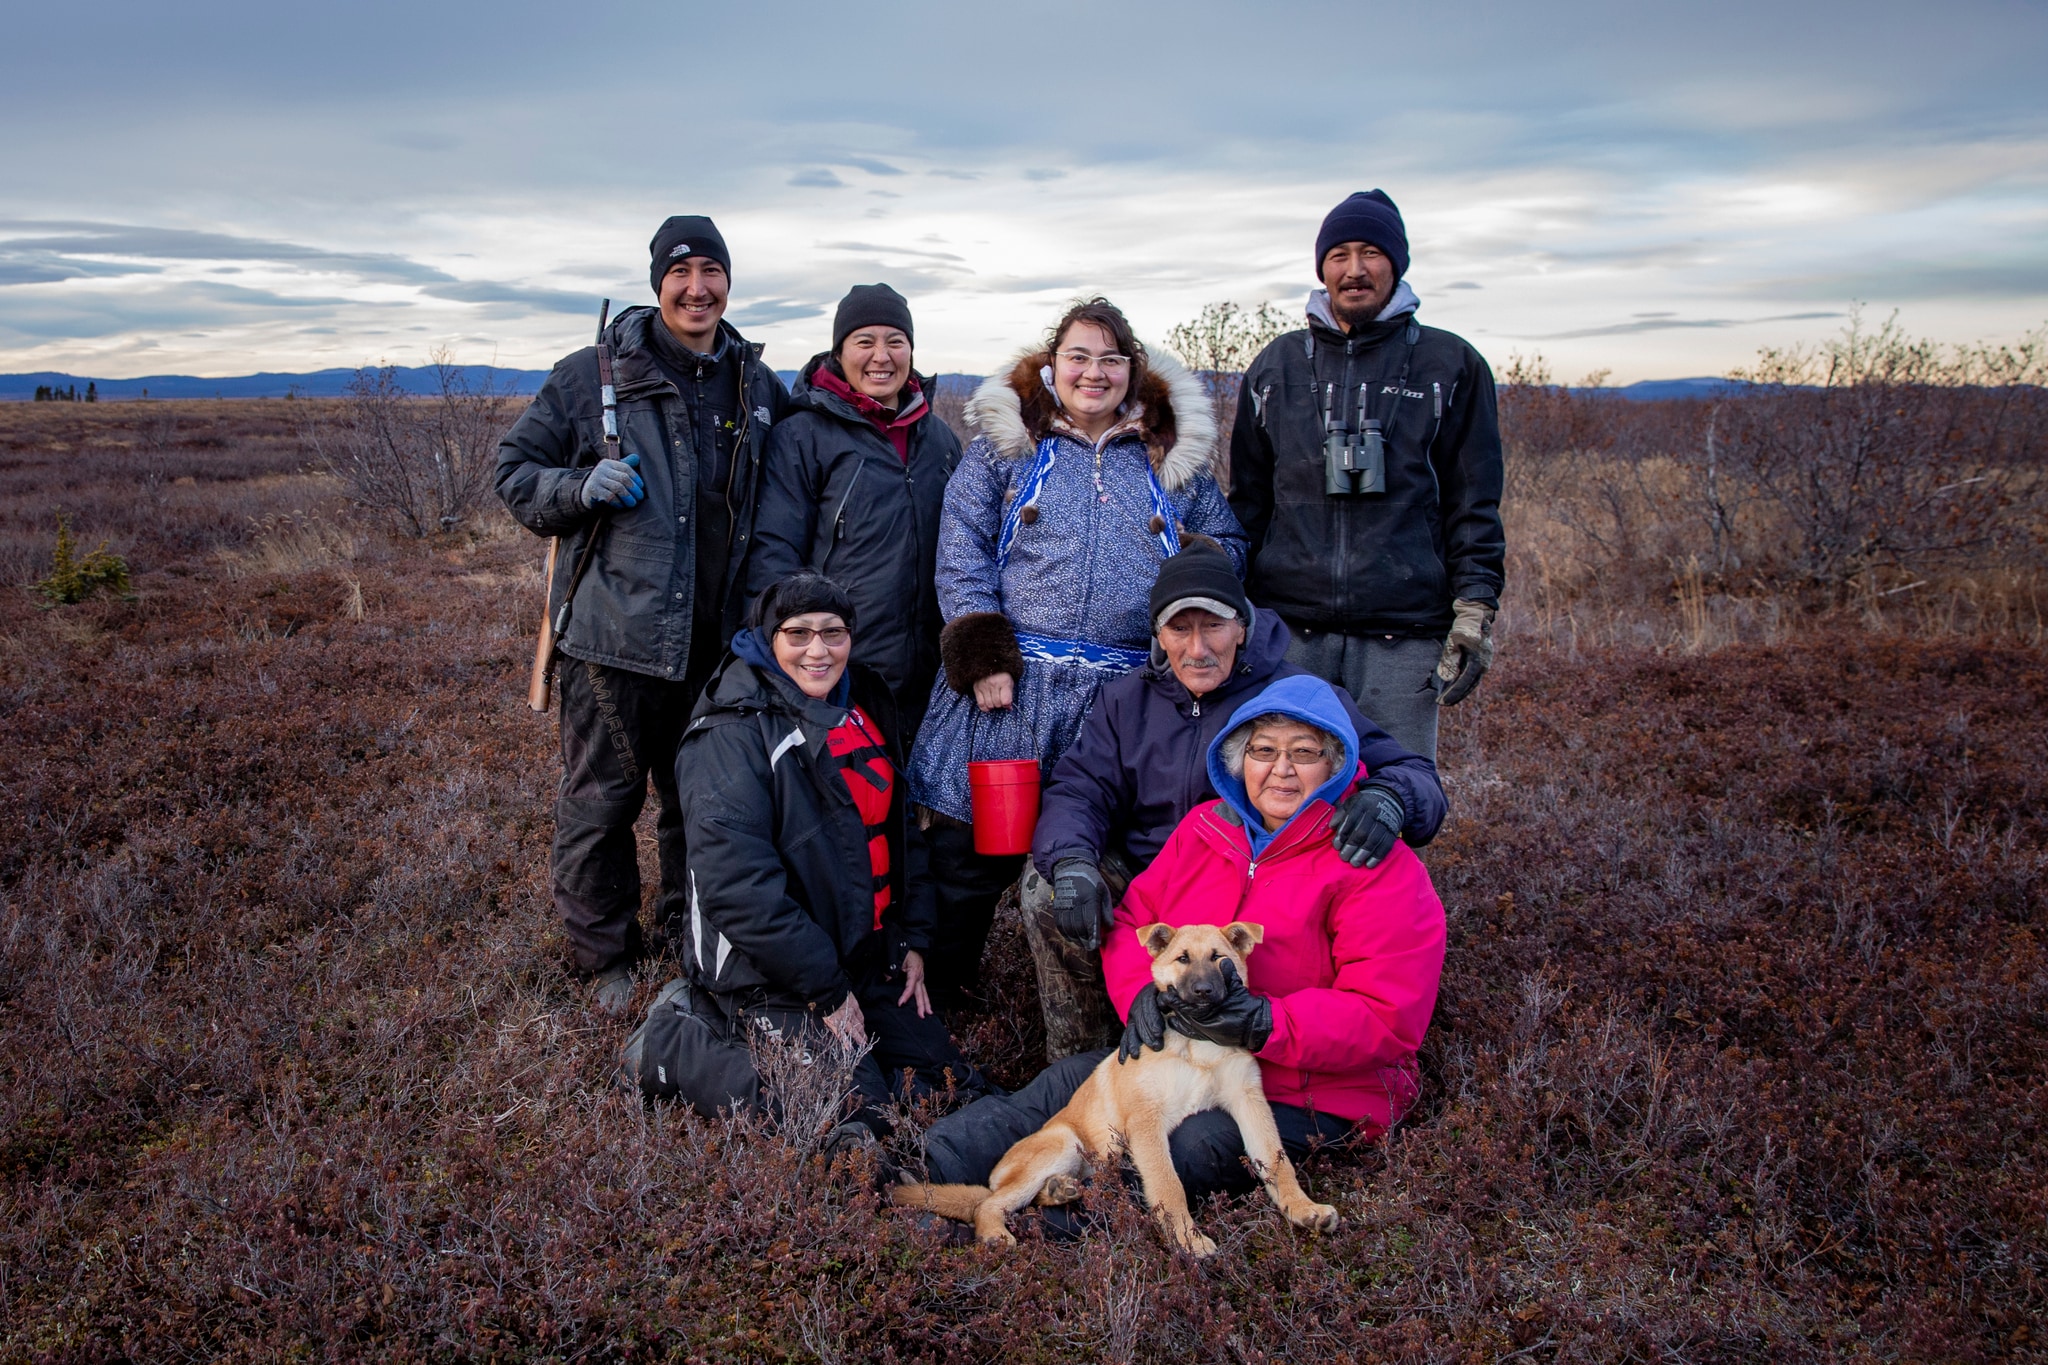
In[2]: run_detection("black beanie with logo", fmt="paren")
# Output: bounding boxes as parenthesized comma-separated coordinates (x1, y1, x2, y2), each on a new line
(649, 215, 731, 294)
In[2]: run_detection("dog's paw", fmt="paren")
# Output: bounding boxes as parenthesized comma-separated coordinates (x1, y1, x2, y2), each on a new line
(978, 1229, 1018, 1249)
(1287, 1200, 1339, 1232)
(1177, 1231, 1219, 1259)
(1036, 1174, 1084, 1206)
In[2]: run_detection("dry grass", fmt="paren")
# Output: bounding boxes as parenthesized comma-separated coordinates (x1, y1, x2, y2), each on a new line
(1503, 451, 2048, 655)
(0, 399, 2043, 1361)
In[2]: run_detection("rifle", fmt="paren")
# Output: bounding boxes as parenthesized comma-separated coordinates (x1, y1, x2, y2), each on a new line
(527, 298, 619, 712)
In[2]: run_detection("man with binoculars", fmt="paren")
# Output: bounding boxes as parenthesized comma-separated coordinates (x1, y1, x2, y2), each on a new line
(1227, 190, 1505, 762)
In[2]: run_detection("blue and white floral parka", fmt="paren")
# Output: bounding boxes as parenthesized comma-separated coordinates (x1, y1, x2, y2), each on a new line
(906, 348, 1248, 823)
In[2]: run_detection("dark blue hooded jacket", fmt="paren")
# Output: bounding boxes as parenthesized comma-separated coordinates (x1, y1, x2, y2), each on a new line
(1031, 608, 1445, 877)
(1207, 674, 1360, 856)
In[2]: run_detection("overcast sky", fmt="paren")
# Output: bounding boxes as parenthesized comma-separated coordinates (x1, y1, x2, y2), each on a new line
(3, 0, 2044, 383)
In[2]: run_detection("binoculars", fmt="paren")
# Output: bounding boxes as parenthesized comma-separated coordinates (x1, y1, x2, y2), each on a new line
(1324, 416, 1386, 496)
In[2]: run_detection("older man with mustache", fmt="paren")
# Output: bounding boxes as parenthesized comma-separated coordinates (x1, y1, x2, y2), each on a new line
(1019, 540, 1447, 1060)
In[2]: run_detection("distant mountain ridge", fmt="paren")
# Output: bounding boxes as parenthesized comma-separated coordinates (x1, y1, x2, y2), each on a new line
(1, 367, 1741, 403)
(0, 365, 551, 402)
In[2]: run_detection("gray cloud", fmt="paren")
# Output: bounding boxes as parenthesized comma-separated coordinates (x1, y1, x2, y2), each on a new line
(726, 298, 828, 327)
(0, 252, 164, 286)
(842, 157, 905, 176)
(420, 280, 596, 314)
(0, 280, 359, 343)
(0, 220, 458, 285)
(1022, 169, 1066, 182)
(1766, 261, 2048, 301)
(822, 241, 969, 264)
(788, 169, 846, 188)
(1522, 311, 1846, 340)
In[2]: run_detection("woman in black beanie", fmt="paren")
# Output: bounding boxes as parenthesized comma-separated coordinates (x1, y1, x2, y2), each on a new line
(744, 283, 963, 746)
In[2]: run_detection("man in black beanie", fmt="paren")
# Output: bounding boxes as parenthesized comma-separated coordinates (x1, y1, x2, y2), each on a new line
(1228, 189, 1505, 763)
(1016, 541, 1447, 1061)
(495, 215, 789, 1015)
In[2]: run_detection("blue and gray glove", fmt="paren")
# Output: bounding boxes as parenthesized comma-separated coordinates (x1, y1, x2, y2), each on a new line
(581, 452, 644, 509)
(1331, 780, 1405, 869)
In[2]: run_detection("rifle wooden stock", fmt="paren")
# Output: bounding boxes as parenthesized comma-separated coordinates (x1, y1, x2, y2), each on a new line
(527, 538, 560, 712)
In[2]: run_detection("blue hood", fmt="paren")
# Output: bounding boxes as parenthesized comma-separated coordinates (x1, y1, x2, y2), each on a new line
(1204, 674, 1359, 855)
(732, 626, 852, 711)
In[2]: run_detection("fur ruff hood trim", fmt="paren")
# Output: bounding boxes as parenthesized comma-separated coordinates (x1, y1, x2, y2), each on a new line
(963, 345, 1219, 491)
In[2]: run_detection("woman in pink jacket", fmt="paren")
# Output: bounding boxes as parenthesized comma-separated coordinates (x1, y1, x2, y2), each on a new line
(916, 674, 1444, 1206)
(1104, 672, 1447, 1140)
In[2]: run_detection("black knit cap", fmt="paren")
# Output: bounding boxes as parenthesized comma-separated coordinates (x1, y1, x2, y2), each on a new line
(649, 215, 731, 294)
(832, 282, 914, 352)
(1314, 189, 1409, 282)
(750, 571, 857, 636)
(1149, 541, 1251, 633)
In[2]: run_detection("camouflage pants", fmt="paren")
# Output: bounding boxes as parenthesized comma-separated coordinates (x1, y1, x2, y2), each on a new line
(1018, 852, 1136, 1063)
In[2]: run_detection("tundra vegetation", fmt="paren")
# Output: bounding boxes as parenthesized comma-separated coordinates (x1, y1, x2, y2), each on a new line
(1, 317, 2044, 1361)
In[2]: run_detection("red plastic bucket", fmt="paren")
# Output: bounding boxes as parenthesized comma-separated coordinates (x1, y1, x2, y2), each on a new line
(968, 759, 1041, 855)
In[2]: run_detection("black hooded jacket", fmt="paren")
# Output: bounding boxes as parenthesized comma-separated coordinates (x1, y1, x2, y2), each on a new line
(744, 355, 962, 738)
(494, 307, 790, 682)
(1030, 607, 1447, 879)
(673, 631, 933, 1014)
(1228, 308, 1504, 636)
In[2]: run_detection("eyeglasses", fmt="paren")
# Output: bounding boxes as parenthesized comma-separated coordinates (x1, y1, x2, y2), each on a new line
(1055, 349, 1131, 375)
(1243, 743, 1329, 766)
(776, 625, 851, 648)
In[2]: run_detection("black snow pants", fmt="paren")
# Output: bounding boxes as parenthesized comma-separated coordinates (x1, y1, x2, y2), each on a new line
(920, 818, 1026, 1006)
(922, 1049, 1353, 1229)
(553, 655, 700, 974)
(623, 950, 995, 1129)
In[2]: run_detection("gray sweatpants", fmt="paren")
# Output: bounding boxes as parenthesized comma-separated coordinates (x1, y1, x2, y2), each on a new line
(1283, 627, 1444, 762)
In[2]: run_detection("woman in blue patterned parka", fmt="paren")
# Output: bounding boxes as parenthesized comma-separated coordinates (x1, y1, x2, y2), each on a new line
(909, 297, 1246, 1004)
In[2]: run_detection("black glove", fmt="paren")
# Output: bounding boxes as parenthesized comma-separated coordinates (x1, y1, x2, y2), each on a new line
(1166, 960, 1274, 1053)
(1116, 983, 1169, 1064)
(1331, 781, 1404, 869)
(1050, 858, 1112, 950)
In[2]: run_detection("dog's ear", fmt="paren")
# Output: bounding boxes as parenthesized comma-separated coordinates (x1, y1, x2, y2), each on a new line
(1139, 922, 1177, 957)
(1223, 922, 1264, 956)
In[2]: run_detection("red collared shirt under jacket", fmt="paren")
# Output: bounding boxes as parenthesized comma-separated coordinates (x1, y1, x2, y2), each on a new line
(1101, 793, 1447, 1135)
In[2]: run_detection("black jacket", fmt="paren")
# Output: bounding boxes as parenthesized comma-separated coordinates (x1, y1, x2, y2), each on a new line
(494, 308, 789, 681)
(744, 356, 962, 737)
(673, 634, 933, 1015)
(1228, 308, 1504, 635)
(1030, 607, 1447, 878)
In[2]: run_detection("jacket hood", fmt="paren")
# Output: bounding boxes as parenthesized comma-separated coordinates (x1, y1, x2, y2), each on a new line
(1305, 280, 1420, 334)
(1206, 674, 1359, 855)
(726, 626, 854, 712)
(962, 344, 1217, 491)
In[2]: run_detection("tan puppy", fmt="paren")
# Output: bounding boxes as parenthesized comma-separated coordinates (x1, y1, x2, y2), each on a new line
(893, 922, 1338, 1257)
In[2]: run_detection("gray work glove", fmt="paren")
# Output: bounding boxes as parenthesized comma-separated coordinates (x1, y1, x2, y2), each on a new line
(1050, 857, 1112, 950)
(1436, 598, 1497, 706)
(580, 452, 645, 509)
(1331, 780, 1405, 869)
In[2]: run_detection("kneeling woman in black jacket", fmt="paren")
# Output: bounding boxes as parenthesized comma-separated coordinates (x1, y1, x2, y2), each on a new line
(629, 571, 991, 1131)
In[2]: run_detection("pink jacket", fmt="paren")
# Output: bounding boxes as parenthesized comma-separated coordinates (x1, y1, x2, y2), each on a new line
(1102, 793, 1447, 1134)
